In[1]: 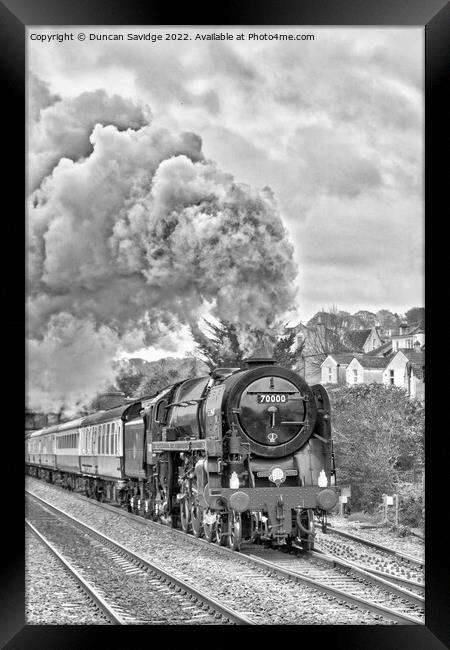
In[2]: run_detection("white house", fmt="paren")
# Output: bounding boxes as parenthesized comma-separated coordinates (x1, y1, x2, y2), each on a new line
(390, 325, 425, 353)
(320, 354, 355, 384)
(346, 356, 390, 385)
(383, 347, 425, 400)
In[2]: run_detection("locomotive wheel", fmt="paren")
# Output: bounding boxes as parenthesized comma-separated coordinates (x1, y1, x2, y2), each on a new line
(179, 497, 190, 533)
(228, 511, 242, 551)
(191, 503, 203, 538)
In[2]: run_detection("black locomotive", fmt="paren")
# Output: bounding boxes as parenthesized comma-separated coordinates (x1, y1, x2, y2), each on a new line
(26, 355, 338, 550)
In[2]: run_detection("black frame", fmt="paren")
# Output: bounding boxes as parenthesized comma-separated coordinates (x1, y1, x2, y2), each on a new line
(8, 0, 448, 647)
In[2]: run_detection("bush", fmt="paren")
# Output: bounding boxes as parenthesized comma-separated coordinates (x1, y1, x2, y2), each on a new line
(328, 384, 424, 513)
(397, 481, 424, 528)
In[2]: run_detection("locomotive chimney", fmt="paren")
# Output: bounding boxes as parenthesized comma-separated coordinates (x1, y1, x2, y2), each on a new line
(243, 345, 275, 367)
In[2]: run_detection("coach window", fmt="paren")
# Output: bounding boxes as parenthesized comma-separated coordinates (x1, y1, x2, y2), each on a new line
(107, 423, 111, 455)
(111, 423, 116, 455)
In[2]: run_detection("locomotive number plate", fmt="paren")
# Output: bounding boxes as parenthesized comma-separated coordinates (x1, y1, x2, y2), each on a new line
(257, 393, 288, 403)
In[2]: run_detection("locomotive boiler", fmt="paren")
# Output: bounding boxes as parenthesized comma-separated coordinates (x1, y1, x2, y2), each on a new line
(133, 354, 338, 550)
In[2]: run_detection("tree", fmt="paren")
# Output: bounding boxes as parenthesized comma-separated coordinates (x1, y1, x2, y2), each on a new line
(375, 309, 400, 330)
(328, 383, 424, 512)
(191, 319, 304, 370)
(114, 364, 146, 397)
(190, 320, 243, 369)
(405, 307, 425, 328)
(351, 310, 377, 329)
(272, 330, 304, 369)
(135, 356, 208, 397)
(303, 307, 350, 374)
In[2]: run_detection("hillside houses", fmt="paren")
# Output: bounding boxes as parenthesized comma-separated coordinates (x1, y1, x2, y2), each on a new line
(321, 323, 424, 400)
(286, 315, 424, 400)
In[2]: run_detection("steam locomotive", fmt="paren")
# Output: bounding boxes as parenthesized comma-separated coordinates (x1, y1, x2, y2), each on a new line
(26, 355, 338, 550)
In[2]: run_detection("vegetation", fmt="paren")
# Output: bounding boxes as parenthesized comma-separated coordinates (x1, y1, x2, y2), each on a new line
(190, 319, 302, 370)
(328, 383, 424, 525)
(112, 355, 209, 399)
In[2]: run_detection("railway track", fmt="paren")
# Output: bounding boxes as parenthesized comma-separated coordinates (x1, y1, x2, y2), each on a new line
(242, 546, 424, 624)
(26, 491, 255, 625)
(315, 526, 424, 594)
(26, 479, 424, 624)
(26, 521, 118, 624)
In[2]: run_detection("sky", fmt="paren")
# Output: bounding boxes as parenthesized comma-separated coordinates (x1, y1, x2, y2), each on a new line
(26, 26, 424, 406)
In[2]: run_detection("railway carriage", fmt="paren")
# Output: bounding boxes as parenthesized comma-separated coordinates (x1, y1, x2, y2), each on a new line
(79, 402, 143, 502)
(54, 417, 84, 480)
(26, 427, 57, 479)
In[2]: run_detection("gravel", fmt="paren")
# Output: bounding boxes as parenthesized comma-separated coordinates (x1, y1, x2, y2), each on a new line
(27, 499, 224, 624)
(26, 478, 391, 625)
(25, 527, 110, 625)
(327, 515, 425, 561)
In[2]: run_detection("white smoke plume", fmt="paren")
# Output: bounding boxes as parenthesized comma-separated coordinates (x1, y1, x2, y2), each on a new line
(27, 78, 298, 413)
(27, 73, 152, 191)
(27, 314, 120, 415)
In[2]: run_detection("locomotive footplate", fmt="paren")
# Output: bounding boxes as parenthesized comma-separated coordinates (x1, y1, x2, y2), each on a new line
(206, 486, 337, 510)
(204, 486, 338, 537)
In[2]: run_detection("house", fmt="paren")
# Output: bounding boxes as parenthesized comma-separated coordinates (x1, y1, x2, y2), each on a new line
(383, 347, 425, 400)
(390, 324, 425, 353)
(366, 340, 393, 357)
(320, 354, 355, 384)
(346, 355, 391, 385)
(344, 326, 384, 353)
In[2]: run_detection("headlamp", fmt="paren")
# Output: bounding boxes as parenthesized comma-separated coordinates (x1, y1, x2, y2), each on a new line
(269, 466, 286, 486)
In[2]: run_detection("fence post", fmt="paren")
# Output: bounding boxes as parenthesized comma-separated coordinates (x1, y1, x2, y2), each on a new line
(394, 493, 399, 526)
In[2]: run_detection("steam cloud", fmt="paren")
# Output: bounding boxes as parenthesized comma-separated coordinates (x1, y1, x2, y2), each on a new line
(27, 76, 297, 413)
